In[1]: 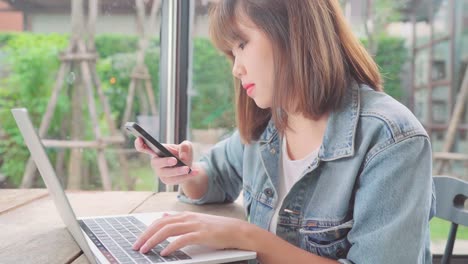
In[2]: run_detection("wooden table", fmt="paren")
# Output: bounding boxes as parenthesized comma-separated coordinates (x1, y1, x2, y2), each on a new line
(0, 189, 247, 264)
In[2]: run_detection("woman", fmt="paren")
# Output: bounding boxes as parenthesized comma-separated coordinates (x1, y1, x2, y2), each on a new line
(133, 0, 435, 263)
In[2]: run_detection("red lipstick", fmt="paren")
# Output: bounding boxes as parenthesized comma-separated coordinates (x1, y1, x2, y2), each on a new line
(242, 83, 255, 96)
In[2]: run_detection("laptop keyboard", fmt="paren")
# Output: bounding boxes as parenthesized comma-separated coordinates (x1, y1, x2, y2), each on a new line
(78, 216, 191, 263)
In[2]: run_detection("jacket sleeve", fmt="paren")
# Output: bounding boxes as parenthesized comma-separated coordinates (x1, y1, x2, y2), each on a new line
(178, 131, 245, 205)
(339, 135, 435, 264)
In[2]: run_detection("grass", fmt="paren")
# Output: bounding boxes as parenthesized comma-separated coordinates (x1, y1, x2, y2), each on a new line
(430, 217, 468, 241)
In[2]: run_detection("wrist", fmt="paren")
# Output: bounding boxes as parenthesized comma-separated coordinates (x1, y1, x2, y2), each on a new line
(236, 221, 266, 252)
(183, 163, 204, 186)
(180, 162, 208, 199)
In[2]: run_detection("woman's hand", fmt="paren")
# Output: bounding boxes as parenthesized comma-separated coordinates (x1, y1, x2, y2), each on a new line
(134, 138, 198, 185)
(132, 212, 250, 256)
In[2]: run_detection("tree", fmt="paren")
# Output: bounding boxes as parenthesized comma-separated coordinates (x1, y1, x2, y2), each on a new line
(363, 0, 404, 55)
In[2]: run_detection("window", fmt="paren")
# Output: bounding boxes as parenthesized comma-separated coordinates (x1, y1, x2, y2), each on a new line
(188, 0, 236, 162)
(431, 86, 450, 124)
(433, 0, 450, 40)
(415, 49, 430, 87)
(0, 0, 162, 191)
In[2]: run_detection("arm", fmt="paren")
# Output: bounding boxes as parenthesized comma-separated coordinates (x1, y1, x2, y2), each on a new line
(134, 212, 339, 264)
(134, 137, 433, 263)
(178, 131, 245, 204)
(343, 135, 434, 263)
(209, 136, 431, 264)
(134, 131, 244, 203)
(178, 162, 208, 200)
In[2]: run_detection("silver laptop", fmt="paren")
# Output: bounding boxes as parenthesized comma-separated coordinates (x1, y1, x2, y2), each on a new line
(12, 108, 256, 264)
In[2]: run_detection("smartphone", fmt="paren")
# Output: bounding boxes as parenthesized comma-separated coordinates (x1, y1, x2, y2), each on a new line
(125, 122, 191, 172)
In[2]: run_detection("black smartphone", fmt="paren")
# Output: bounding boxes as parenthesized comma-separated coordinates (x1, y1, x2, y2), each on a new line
(125, 122, 191, 171)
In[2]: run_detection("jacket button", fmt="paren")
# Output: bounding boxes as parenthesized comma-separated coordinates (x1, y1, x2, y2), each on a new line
(270, 148, 276, 154)
(264, 188, 274, 197)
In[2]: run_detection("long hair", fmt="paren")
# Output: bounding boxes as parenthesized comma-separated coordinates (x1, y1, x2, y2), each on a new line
(209, 0, 382, 143)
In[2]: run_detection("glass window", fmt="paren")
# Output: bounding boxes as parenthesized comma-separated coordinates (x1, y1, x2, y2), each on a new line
(433, 0, 450, 40)
(188, 0, 236, 162)
(415, 49, 430, 87)
(431, 86, 450, 124)
(414, 88, 429, 124)
(0, 1, 161, 191)
(460, 1, 468, 95)
(430, 130, 445, 152)
(415, 16, 431, 47)
(432, 41, 450, 81)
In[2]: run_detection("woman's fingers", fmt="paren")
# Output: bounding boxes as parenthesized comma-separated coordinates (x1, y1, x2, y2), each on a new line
(134, 213, 191, 250)
(161, 233, 201, 256)
(133, 220, 167, 250)
(160, 173, 195, 185)
(150, 156, 178, 169)
(134, 137, 157, 156)
(156, 166, 191, 178)
(133, 213, 243, 257)
(178, 141, 193, 164)
(135, 138, 181, 159)
(140, 222, 196, 254)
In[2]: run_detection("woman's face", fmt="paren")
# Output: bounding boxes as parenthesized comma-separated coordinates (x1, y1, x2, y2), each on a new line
(231, 21, 275, 109)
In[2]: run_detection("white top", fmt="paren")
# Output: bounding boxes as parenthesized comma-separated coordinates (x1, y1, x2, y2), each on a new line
(269, 137, 319, 233)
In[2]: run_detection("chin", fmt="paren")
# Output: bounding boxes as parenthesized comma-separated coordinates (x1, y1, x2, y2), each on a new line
(253, 99, 271, 109)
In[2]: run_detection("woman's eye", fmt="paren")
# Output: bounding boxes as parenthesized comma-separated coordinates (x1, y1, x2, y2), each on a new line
(238, 42, 246, 50)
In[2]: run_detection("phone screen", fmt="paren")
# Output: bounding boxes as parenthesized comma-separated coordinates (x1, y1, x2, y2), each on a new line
(124, 122, 189, 170)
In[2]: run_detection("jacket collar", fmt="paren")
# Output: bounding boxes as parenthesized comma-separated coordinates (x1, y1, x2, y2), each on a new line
(319, 81, 360, 161)
(258, 81, 361, 161)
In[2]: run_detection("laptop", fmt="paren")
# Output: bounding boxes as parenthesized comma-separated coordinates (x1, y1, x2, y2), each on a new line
(11, 108, 256, 264)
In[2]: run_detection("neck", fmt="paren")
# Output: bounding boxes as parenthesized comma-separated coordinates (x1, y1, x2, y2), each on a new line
(284, 113, 329, 160)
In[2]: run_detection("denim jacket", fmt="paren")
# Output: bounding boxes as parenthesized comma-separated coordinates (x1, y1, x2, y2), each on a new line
(179, 82, 435, 264)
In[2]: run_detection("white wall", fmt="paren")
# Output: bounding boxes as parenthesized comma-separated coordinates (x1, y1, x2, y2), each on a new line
(29, 12, 212, 38)
(30, 13, 163, 36)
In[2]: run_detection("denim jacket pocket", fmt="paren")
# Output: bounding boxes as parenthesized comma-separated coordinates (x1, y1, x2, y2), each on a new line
(299, 219, 353, 259)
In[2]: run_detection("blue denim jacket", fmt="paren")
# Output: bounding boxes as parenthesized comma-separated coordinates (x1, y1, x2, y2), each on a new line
(179, 82, 435, 264)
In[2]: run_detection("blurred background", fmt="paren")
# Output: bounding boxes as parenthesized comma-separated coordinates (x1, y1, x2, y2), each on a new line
(0, 0, 467, 256)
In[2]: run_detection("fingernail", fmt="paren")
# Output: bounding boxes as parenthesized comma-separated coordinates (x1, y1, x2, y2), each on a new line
(140, 245, 147, 253)
(160, 249, 168, 256)
(179, 167, 188, 174)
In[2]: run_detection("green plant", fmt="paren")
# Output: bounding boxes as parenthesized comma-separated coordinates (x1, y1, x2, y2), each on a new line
(362, 35, 407, 100)
(374, 36, 407, 100)
(97, 48, 160, 127)
(190, 38, 235, 129)
(0, 32, 409, 188)
(0, 32, 17, 47)
(0, 33, 69, 186)
(95, 34, 159, 59)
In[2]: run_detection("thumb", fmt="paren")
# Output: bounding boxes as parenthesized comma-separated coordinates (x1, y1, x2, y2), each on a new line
(178, 141, 193, 165)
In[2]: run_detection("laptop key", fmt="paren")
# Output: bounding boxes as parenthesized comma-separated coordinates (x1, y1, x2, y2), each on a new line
(135, 259, 151, 264)
(161, 255, 179, 262)
(145, 251, 165, 263)
(173, 251, 191, 260)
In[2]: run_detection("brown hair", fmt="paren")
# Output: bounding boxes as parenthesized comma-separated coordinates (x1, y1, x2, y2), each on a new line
(209, 0, 382, 143)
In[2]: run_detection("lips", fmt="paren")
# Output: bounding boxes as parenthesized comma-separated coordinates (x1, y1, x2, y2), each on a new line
(242, 83, 255, 96)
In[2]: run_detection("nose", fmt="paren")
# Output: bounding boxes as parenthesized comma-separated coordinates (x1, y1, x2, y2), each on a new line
(231, 57, 245, 79)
